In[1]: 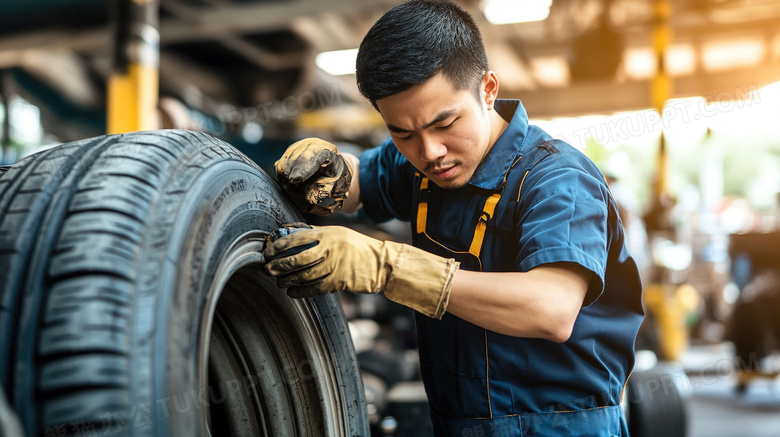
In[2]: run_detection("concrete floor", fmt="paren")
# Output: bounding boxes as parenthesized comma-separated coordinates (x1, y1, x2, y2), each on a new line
(680, 344, 780, 437)
(687, 375, 780, 437)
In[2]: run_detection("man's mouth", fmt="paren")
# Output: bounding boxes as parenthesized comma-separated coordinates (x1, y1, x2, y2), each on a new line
(430, 164, 457, 179)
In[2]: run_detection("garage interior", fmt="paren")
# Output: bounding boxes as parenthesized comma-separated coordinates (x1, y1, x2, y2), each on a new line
(2, 0, 780, 436)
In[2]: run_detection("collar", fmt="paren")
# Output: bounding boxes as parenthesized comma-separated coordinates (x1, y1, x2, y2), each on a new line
(467, 99, 531, 191)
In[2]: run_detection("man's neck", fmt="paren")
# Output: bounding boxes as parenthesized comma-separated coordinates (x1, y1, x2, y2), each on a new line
(487, 106, 510, 151)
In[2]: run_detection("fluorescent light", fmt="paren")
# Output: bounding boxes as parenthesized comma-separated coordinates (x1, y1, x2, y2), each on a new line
(529, 56, 570, 87)
(315, 48, 359, 75)
(702, 39, 765, 72)
(666, 44, 696, 76)
(483, 0, 552, 25)
(623, 47, 655, 80)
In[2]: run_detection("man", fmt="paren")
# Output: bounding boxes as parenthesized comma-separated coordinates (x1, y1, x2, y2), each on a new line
(263, 1, 644, 435)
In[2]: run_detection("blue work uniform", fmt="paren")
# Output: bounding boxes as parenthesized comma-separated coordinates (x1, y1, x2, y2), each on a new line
(358, 99, 644, 436)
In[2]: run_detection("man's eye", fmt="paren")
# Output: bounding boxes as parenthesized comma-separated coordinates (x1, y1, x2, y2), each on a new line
(397, 133, 413, 140)
(438, 119, 457, 129)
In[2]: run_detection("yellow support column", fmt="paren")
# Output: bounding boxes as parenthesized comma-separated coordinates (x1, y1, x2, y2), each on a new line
(107, 0, 159, 134)
(651, 0, 671, 201)
(646, 0, 700, 363)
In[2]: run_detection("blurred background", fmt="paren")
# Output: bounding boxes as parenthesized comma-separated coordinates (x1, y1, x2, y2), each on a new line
(2, 0, 780, 436)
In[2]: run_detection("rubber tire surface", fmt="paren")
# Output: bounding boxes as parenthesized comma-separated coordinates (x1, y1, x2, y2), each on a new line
(0, 130, 368, 436)
(627, 367, 687, 437)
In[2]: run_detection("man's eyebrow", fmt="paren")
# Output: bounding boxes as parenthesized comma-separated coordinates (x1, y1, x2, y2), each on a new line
(386, 123, 411, 134)
(423, 109, 456, 129)
(385, 109, 457, 134)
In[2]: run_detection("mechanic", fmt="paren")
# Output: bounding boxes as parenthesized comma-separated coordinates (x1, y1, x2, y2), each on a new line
(263, 1, 644, 435)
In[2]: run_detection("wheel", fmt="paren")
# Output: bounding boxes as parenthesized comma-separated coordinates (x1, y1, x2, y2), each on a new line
(728, 297, 768, 394)
(0, 130, 368, 437)
(626, 366, 687, 437)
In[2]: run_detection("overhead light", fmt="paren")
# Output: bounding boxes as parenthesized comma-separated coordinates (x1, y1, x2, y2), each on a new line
(529, 56, 570, 87)
(623, 47, 655, 80)
(482, 0, 552, 25)
(666, 44, 696, 76)
(315, 48, 359, 76)
(702, 39, 765, 72)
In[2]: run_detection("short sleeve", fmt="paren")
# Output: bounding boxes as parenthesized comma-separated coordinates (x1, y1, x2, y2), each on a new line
(516, 166, 610, 306)
(358, 137, 417, 223)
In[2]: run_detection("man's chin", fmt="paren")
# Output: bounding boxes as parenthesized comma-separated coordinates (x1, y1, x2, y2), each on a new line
(427, 174, 468, 190)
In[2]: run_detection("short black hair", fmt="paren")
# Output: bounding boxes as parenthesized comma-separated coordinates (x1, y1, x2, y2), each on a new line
(355, 0, 488, 110)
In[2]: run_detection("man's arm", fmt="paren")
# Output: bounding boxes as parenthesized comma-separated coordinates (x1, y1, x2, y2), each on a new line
(447, 263, 591, 342)
(263, 223, 593, 341)
(340, 152, 362, 213)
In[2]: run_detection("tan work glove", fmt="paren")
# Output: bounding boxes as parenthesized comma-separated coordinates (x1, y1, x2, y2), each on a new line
(274, 138, 352, 215)
(263, 225, 460, 319)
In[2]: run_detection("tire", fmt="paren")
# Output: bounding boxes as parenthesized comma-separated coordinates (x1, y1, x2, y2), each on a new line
(626, 367, 687, 437)
(0, 130, 368, 437)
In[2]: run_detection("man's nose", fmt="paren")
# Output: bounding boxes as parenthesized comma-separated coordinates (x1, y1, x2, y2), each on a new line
(420, 135, 447, 162)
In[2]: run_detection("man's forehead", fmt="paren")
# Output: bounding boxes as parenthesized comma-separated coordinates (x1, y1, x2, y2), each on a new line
(384, 107, 459, 133)
(376, 85, 472, 130)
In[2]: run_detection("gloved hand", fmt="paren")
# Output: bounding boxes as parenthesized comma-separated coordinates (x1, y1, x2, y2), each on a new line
(274, 138, 352, 215)
(263, 225, 460, 319)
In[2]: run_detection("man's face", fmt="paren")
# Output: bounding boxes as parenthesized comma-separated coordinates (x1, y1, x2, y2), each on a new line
(375, 72, 496, 189)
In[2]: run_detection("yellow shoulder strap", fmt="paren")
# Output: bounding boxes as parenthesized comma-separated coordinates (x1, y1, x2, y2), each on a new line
(416, 174, 429, 234)
(416, 173, 501, 258)
(468, 193, 501, 257)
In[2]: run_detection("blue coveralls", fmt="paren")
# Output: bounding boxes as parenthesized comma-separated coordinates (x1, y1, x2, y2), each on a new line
(359, 100, 644, 436)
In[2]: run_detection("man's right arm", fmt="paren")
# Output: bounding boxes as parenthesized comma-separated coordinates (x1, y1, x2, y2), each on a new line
(274, 138, 354, 216)
(341, 152, 362, 214)
(275, 137, 411, 220)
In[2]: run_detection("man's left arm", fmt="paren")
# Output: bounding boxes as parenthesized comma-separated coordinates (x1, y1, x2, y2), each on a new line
(263, 225, 592, 342)
(447, 264, 591, 342)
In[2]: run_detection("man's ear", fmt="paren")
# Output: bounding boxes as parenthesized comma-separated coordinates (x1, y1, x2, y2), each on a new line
(482, 71, 500, 110)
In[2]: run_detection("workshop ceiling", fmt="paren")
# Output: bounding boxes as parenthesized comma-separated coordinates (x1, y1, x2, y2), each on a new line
(1, 0, 780, 141)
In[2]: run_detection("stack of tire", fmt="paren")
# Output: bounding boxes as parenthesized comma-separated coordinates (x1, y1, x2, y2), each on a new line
(0, 130, 369, 436)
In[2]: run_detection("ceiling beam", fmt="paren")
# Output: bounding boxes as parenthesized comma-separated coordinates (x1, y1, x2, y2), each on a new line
(515, 15, 780, 58)
(0, 0, 395, 55)
(0, 2, 776, 71)
(511, 61, 780, 118)
(159, 0, 394, 44)
(161, 0, 312, 71)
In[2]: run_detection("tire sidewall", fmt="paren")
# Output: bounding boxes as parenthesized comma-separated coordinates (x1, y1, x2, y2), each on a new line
(135, 160, 297, 434)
